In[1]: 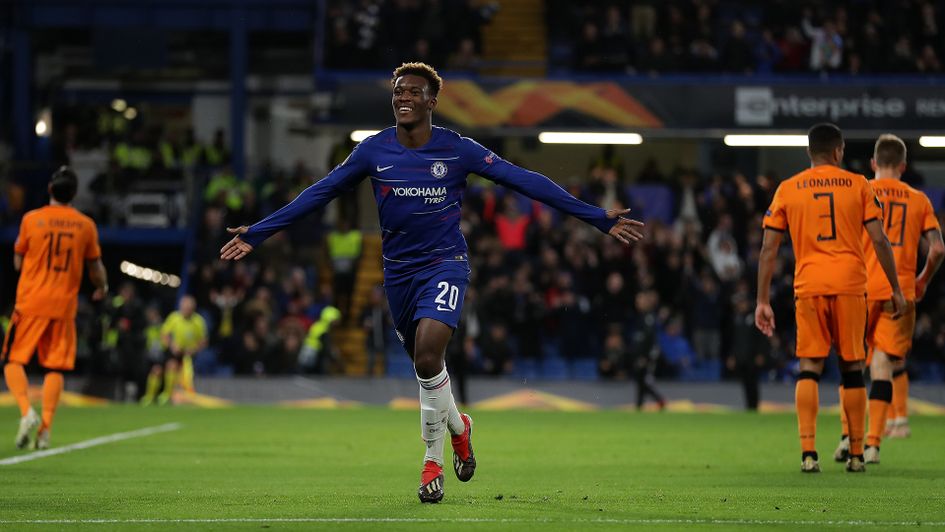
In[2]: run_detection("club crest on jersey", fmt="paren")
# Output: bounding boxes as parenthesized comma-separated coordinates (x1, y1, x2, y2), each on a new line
(430, 161, 448, 179)
(484, 152, 495, 165)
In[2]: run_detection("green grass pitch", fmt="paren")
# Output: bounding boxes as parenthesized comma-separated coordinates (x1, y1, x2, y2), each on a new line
(0, 406, 943, 531)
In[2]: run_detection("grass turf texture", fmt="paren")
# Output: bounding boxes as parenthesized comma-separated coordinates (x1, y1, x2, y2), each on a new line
(0, 406, 943, 531)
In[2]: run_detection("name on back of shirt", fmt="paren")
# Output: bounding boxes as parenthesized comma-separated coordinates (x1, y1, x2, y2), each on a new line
(796, 177, 853, 189)
(874, 187, 909, 199)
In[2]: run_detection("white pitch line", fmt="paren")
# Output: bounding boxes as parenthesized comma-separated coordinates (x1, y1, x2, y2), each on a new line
(0, 517, 943, 527)
(0, 422, 182, 466)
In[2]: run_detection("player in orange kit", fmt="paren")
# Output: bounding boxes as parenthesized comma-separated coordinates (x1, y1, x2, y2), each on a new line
(755, 124, 905, 473)
(2, 167, 108, 450)
(833, 134, 944, 464)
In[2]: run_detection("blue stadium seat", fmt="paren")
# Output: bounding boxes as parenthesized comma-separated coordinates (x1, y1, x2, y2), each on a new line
(541, 356, 569, 380)
(915, 361, 945, 383)
(386, 345, 415, 378)
(570, 358, 599, 380)
(514, 359, 540, 380)
(193, 348, 218, 376)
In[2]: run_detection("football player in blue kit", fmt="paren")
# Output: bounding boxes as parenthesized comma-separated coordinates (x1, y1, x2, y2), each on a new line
(220, 62, 645, 503)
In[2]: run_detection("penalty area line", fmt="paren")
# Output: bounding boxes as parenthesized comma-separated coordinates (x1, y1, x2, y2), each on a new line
(0, 422, 182, 466)
(0, 517, 942, 527)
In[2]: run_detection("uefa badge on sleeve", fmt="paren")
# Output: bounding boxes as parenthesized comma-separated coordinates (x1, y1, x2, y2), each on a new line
(430, 161, 448, 179)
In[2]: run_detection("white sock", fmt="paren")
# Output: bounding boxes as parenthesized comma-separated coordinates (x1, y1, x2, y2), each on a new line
(417, 367, 464, 466)
(447, 395, 465, 436)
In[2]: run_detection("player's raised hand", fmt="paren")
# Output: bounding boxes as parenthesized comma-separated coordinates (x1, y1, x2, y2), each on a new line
(754, 303, 776, 337)
(605, 208, 645, 245)
(220, 226, 254, 261)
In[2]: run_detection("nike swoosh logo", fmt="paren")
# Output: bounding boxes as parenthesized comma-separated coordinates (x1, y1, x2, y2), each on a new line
(376, 165, 394, 172)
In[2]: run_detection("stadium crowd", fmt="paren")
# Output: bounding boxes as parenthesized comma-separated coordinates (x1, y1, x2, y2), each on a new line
(557, 1, 945, 75)
(323, 0, 497, 72)
(146, 143, 945, 386)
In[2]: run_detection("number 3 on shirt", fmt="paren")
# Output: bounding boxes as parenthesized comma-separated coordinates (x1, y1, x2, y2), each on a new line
(435, 281, 460, 311)
(813, 192, 837, 242)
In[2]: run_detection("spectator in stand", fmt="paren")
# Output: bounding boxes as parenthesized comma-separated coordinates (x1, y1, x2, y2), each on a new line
(707, 215, 743, 283)
(888, 35, 915, 72)
(494, 196, 530, 264)
(481, 323, 513, 376)
(597, 271, 631, 330)
(574, 21, 607, 72)
(299, 306, 342, 374)
(688, 37, 720, 72)
(599, 326, 628, 379)
(234, 322, 268, 376)
(204, 128, 230, 167)
(361, 286, 390, 376)
(803, 15, 843, 71)
(510, 265, 544, 361)
(327, 219, 362, 321)
(721, 21, 755, 74)
(777, 26, 809, 72)
(917, 44, 942, 73)
(689, 270, 722, 361)
(630, 1, 657, 42)
(600, 5, 630, 71)
(637, 37, 677, 75)
(447, 38, 480, 73)
(350, 0, 382, 68)
(755, 30, 783, 74)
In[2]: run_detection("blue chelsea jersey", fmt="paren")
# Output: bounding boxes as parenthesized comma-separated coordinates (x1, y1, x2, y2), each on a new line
(242, 126, 615, 283)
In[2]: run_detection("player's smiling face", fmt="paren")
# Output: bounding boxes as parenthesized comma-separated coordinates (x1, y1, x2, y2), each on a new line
(392, 75, 435, 128)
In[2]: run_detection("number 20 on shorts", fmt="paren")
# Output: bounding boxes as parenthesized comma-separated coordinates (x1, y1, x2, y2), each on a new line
(435, 281, 459, 311)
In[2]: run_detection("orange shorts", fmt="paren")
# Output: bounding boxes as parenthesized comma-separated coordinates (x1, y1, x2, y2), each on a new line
(1, 311, 77, 371)
(794, 295, 867, 361)
(866, 299, 915, 362)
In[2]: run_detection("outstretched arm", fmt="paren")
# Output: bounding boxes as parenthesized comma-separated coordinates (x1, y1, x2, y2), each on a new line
(465, 140, 643, 242)
(916, 228, 945, 301)
(865, 219, 906, 318)
(755, 228, 782, 337)
(221, 144, 369, 261)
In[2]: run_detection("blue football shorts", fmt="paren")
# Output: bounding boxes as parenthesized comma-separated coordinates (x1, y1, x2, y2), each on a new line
(384, 261, 470, 355)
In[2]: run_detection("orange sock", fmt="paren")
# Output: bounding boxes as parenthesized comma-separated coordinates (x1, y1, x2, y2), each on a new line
(795, 374, 819, 454)
(41, 372, 64, 432)
(840, 370, 867, 456)
(3, 363, 31, 417)
(866, 379, 892, 448)
(838, 385, 848, 438)
(892, 371, 909, 420)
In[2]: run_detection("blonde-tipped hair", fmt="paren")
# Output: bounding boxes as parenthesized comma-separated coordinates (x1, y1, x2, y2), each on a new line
(391, 62, 443, 96)
(874, 134, 907, 168)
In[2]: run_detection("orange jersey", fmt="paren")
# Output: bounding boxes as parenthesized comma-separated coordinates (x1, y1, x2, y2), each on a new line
(863, 178, 940, 300)
(13, 205, 101, 320)
(763, 165, 883, 297)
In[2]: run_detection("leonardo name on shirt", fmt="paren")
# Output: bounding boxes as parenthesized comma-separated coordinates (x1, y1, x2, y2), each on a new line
(796, 177, 853, 189)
